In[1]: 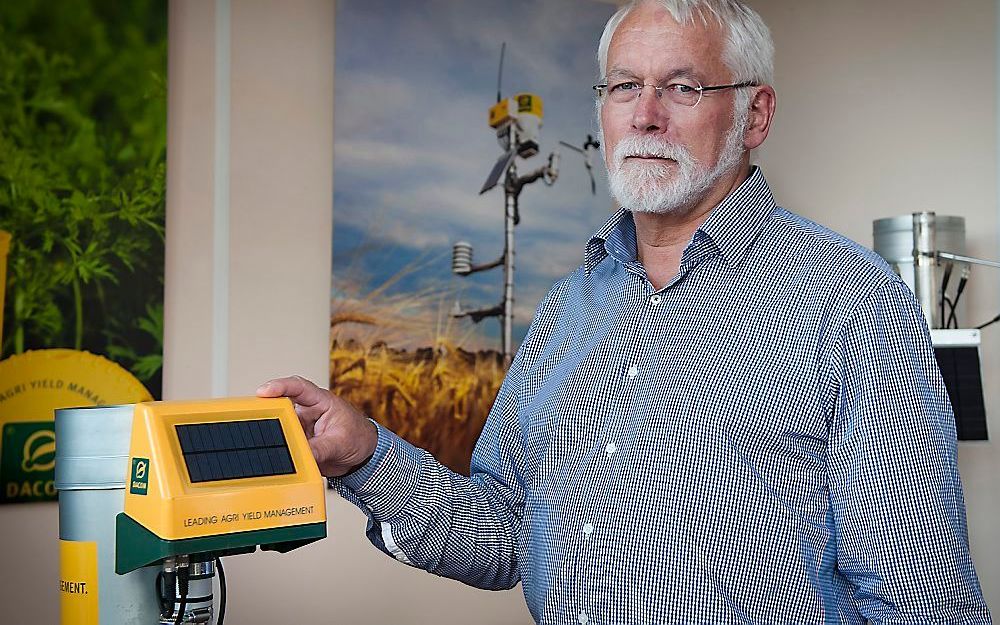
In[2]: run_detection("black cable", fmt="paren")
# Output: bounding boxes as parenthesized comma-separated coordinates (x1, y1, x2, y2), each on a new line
(948, 277, 968, 329)
(155, 572, 167, 618)
(171, 594, 213, 603)
(216, 556, 226, 625)
(942, 296, 957, 329)
(976, 314, 1000, 330)
(940, 263, 953, 323)
(174, 565, 189, 625)
(159, 569, 176, 619)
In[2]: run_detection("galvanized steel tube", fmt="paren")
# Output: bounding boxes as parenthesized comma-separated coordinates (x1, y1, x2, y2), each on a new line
(55, 404, 160, 624)
(912, 212, 939, 329)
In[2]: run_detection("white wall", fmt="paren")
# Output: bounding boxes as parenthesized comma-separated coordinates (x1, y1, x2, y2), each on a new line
(752, 0, 1000, 608)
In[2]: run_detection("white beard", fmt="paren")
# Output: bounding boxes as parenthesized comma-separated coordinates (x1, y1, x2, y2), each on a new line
(604, 113, 748, 215)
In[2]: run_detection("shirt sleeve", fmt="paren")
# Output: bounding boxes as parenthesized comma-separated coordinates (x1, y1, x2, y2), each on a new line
(827, 279, 991, 623)
(330, 343, 529, 591)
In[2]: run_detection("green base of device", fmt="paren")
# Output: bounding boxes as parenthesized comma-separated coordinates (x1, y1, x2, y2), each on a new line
(115, 513, 326, 574)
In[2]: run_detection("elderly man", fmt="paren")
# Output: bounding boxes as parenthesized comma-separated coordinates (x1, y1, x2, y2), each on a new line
(259, 0, 990, 622)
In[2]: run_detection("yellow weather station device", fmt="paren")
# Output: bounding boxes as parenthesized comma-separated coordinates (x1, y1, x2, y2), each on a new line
(56, 397, 327, 625)
(488, 92, 544, 159)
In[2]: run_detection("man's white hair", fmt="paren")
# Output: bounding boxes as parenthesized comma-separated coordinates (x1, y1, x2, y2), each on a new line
(597, 0, 774, 87)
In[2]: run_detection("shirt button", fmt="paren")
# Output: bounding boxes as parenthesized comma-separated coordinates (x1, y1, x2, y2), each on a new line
(649, 293, 662, 305)
(627, 364, 638, 379)
(582, 522, 594, 536)
(605, 442, 617, 456)
(578, 611, 589, 625)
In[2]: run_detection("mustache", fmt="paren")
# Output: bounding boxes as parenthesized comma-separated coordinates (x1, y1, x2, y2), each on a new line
(612, 134, 697, 169)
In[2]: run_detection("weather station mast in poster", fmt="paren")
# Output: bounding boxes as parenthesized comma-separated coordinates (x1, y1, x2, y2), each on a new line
(330, 0, 615, 474)
(452, 43, 602, 366)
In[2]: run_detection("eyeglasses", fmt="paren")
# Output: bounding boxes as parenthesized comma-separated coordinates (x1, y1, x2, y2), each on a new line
(593, 78, 757, 109)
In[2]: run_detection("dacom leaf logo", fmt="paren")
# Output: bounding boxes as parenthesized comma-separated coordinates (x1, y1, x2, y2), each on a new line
(22, 430, 56, 473)
(130, 457, 150, 495)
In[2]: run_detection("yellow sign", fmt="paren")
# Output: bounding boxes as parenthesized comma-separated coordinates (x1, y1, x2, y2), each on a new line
(488, 94, 544, 129)
(60, 539, 99, 625)
(488, 98, 511, 128)
(515, 92, 543, 117)
(0, 349, 151, 503)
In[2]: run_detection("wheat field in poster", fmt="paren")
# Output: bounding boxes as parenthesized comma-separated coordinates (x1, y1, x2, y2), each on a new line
(332, 0, 617, 474)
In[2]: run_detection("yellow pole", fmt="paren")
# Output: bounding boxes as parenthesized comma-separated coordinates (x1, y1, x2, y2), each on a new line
(0, 230, 10, 350)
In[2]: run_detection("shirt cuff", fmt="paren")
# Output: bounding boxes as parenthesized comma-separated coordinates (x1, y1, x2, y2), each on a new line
(333, 420, 425, 519)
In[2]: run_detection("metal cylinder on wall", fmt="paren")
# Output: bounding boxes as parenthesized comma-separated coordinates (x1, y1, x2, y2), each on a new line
(55, 404, 160, 624)
(873, 213, 967, 329)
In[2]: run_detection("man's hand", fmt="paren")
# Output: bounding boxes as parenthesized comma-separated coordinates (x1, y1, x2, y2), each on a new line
(256, 376, 378, 477)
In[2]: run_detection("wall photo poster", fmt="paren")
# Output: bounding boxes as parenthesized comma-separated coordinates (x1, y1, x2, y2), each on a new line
(332, 0, 617, 474)
(0, 1, 167, 502)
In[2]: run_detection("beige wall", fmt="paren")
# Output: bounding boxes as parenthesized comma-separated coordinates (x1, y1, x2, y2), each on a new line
(752, 0, 1000, 608)
(2, 1, 997, 622)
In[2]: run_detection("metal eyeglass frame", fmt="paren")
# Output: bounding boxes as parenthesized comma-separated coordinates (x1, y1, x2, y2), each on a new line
(592, 79, 758, 108)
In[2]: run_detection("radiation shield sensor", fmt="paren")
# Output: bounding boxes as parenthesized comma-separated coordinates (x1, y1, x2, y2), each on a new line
(115, 397, 327, 575)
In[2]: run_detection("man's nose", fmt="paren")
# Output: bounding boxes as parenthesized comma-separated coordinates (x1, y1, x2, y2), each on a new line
(631, 85, 669, 133)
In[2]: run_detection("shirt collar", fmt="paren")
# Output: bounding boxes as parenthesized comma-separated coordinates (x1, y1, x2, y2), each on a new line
(585, 208, 636, 272)
(697, 166, 776, 266)
(585, 166, 777, 274)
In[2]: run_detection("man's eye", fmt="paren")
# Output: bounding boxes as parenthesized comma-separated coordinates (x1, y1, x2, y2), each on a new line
(609, 81, 640, 93)
(667, 83, 697, 94)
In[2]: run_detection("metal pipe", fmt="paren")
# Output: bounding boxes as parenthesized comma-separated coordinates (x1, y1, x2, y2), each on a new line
(503, 169, 516, 366)
(938, 251, 1000, 269)
(56, 405, 160, 624)
(912, 212, 939, 328)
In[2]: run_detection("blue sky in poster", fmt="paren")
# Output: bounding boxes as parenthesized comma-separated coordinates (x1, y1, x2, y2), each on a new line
(333, 0, 619, 350)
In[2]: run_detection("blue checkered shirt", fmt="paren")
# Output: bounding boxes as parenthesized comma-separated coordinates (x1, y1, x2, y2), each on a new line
(336, 168, 990, 624)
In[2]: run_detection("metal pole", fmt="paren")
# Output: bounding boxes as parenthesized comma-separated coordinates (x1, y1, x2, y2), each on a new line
(938, 251, 1000, 269)
(502, 171, 516, 366)
(56, 405, 161, 625)
(912, 212, 939, 328)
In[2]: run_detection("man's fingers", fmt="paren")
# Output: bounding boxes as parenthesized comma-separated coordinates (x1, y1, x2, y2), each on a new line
(255, 379, 285, 398)
(256, 376, 326, 406)
(257, 376, 333, 437)
(256, 375, 308, 399)
(257, 376, 373, 478)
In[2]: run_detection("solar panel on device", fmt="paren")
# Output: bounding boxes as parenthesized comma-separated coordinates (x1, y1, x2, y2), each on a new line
(175, 419, 296, 483)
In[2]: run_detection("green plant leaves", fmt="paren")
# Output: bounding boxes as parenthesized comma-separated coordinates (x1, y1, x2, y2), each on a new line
(0, 0, 166, 394)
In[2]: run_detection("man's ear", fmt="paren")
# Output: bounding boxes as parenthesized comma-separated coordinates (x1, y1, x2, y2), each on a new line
(744, 85, 776, 151)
